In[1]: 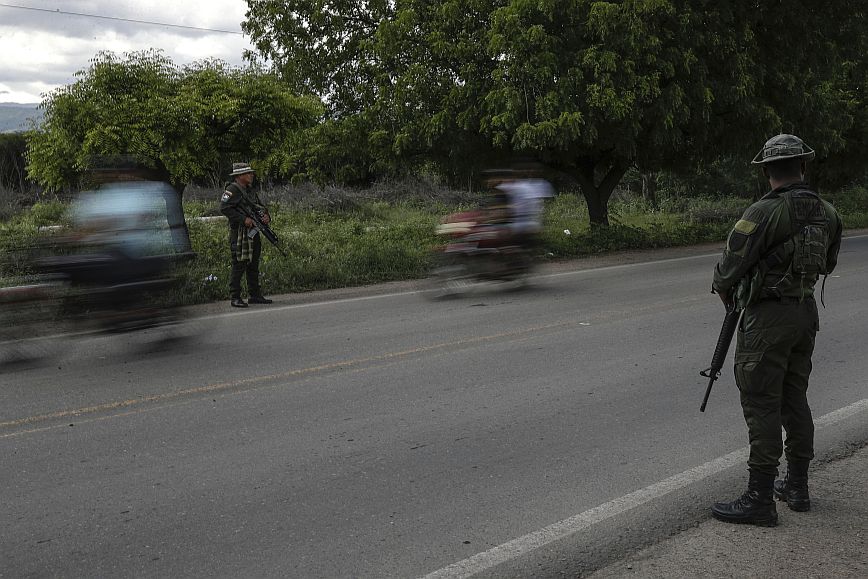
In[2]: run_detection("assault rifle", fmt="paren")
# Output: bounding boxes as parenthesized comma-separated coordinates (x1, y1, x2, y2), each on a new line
(238, 198, 286, 257)
(699, 304, 742, 412)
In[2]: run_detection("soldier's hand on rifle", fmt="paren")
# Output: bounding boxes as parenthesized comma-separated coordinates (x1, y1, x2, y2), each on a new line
(244, 217, 254, 228)
(717, 290, 732, 308)
(261, 213, 270, 225)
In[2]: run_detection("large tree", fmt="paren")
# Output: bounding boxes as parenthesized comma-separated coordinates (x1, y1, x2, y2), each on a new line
(26, 50, 323, 194)
(245, 0, 863, 224)
(802, 3, 868, 191)
(243, 0, 392, 117)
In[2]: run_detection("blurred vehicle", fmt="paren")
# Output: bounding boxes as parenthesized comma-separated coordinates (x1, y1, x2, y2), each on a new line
(1, 174, 196, 365)
(40, 179, 192, 334)
(422, 166, 553, 299)
(422, 204, 537, 299)
(0, 275, 63, 364)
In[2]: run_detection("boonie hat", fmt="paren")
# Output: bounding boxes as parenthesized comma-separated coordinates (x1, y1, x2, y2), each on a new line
(751, 134, 815, 165)
(230, 162, 255, 176)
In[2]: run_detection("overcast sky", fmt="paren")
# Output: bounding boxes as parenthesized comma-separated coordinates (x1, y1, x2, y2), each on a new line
(0, 0, 257, 103)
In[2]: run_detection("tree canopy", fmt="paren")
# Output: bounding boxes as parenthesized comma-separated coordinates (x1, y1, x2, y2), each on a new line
(26, 50, 323, 193)
(23, 4, 867, 220)
(244, 0, 866, 223)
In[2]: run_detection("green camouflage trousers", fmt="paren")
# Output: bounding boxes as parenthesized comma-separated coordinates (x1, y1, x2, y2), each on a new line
(734, 298, 819, 476)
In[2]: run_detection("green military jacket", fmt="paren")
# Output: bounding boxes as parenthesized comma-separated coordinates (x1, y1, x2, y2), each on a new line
(219, 181, 266, 230)
(713, 182, 843, 308)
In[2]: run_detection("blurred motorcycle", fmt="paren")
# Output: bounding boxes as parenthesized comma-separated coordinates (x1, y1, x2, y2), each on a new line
(423, 208, 536, 299)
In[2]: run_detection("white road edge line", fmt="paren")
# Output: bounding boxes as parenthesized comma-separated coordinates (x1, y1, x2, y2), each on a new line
(420, 398, 868, 579)
(212, 252, 724, 320)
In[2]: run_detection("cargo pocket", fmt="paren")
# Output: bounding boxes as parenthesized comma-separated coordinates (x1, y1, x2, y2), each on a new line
(734, 351, 764, 393)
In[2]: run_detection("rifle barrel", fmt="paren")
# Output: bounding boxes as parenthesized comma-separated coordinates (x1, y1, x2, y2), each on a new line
(699, 306, 740, 413)
(700, 375, 716, 412)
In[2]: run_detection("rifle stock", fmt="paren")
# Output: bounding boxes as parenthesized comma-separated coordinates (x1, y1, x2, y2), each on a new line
(699, 305, 741, 412)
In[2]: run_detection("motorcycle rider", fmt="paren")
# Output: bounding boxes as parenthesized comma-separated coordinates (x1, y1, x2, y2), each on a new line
(482, 165, 554, 250)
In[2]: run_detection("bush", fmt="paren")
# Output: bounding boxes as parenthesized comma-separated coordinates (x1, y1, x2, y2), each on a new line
(0, 185, 16, 221)
(830, 187, 868, 228)
(28, 201, 68, 226)
(185, 174, 478, 215)
(826, 186, 868, 215)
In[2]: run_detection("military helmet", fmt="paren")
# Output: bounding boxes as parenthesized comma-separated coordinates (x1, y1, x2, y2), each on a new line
(751, 134, 815, 165)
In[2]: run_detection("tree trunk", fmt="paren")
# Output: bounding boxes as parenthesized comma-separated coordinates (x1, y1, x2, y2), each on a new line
(584, 191, 610, 226)
(641, 171, 657, 209)
(806, 160, 823, 193)
(149, 163, 193, 254)
(571, 161, 630, 226)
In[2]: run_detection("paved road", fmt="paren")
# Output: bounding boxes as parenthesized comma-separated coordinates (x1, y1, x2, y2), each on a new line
(2, 235, 867, 578)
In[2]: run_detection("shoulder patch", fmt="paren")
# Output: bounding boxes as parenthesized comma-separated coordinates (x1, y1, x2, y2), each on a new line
(221, 190, 232, 203)
(733, 219, 757, 235)
(728, 231, 749, 252)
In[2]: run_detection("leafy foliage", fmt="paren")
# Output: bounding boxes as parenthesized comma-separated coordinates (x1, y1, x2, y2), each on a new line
(244, 0, 867, 224)
(244, 0, 392, 117)
(26, 51, 323, 193)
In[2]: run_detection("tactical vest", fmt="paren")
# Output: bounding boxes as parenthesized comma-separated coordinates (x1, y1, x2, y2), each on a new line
(763, 189, 830, 299)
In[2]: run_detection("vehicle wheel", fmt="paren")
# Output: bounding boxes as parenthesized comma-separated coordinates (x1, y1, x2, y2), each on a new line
(0, 283, 63, 367)
(420, 254, 472, 300)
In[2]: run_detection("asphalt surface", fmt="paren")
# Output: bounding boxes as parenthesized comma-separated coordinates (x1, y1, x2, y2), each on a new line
(2, 234, 867, 578)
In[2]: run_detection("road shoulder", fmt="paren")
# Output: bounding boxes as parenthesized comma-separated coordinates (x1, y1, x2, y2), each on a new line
(587, 442, 868, 578)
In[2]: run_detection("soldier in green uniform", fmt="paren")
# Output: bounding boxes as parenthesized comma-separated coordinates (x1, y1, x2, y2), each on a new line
(710, 134, 843, 526)
(220, 163, 273, 308)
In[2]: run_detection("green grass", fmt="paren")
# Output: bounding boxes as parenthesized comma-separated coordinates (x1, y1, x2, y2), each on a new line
(3, 186, 867, 304)
(825, 186, 868, 228)
(539, 193, 734, 256)
(178, 202, 441, 303)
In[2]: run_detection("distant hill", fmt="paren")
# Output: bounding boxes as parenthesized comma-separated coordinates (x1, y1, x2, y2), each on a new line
(0, 103, 43, 133)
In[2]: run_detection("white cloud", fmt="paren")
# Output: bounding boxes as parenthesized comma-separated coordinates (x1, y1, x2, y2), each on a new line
(0, 83, 53, 104)
(0, 0, 256, 103)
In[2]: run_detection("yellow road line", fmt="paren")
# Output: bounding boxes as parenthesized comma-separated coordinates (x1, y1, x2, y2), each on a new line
(1, 294, 704, 436)
(0, 318, 580, 432)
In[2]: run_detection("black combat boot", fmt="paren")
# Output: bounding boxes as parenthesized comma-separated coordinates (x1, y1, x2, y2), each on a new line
(711, 471, 778, 526)
(774, 461, 810, 512)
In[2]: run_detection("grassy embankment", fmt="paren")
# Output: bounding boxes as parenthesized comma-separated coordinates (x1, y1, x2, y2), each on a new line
(2, 182, 867, 305)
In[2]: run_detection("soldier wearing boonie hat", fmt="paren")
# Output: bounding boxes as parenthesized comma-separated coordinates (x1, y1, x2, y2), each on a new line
(220, 162, 273, 307)
(708, 135, 842, 526)
(751, 133, 817, 165)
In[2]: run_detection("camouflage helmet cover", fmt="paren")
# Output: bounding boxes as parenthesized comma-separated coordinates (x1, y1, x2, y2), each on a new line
(751, 134, 815, 165)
